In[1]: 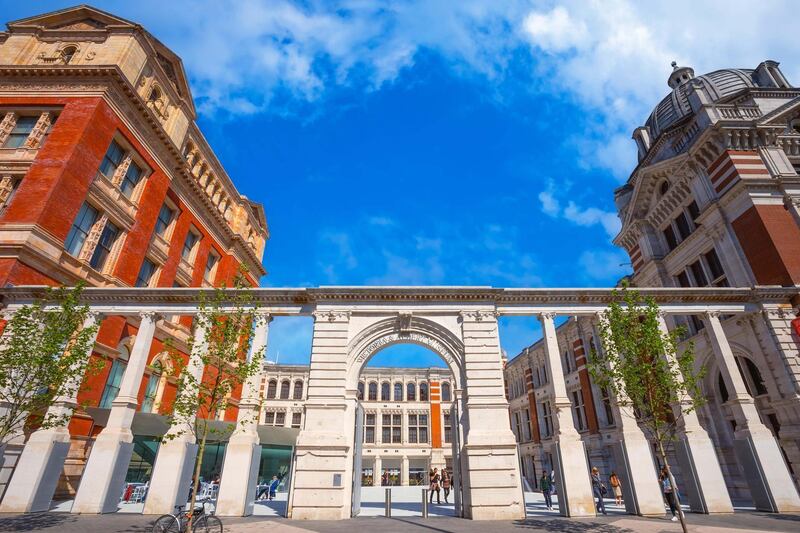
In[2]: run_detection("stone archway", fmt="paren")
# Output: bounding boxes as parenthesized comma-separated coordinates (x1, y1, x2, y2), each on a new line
(286, 308, 525, 521)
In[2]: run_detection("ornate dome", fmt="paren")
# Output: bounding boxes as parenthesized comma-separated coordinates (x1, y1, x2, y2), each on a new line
(644, 63, 759, 139)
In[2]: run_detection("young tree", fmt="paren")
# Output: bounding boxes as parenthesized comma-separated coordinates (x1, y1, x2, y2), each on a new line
(163, 275, 265, 526)
(0, 284, 99, 455)
(588, 285, 706, 533)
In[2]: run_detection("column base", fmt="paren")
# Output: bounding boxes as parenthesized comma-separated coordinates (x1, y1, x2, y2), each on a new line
(462, 443, 525, 520)
(142, 439, 198, 515)
(611, 436, 665, 516)
(734, 431, 800, 512)
(70, 432, 134, 514)
(551, 437, 596, 517)
(287, 444, 350, 520)
(215, 436, 261, 517)
(674, 434, 733, 513)
(0, 427, 71, 513)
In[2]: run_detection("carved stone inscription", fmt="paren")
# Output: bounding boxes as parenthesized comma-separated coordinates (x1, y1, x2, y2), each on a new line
(357, 332, 454, 366)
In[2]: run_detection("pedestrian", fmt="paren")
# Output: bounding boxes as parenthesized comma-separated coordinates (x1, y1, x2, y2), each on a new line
(590, 467, 607, 515)
(659, 466, 679, 522)
(539, 472, 553, 511)
(441, 469, 452, 504)
(429, 467, 441, 504)
(382, 470, 389, 486)
(268, 474, 280, 500)
(609, 471, 623, 505)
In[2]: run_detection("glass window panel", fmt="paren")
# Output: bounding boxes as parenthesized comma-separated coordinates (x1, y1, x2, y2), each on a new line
(154, 204, 175, 237)
(3, 116, 38, 148)
(663, 225, 677, 251)
(99, 358, 127, 408)
(182, 230, 199, 259)
(89, 221, 120, 271)
(65, 202, 99, 256)
(98, 141, 124, 179)
(136, 258, 157, 288)
(120, 161, 143, 198)
(675, 212, 692, 240)
(690, 260, 708, 287)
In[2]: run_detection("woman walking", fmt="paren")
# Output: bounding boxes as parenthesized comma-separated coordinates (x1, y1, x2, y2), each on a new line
(609, 472, 623, 506)
(590, 467, 607, 515)
(659, 467, 679, 522)
(429, 468, 441, 504)
(539, 472, 553, 511)
(441, 469, 452, 504)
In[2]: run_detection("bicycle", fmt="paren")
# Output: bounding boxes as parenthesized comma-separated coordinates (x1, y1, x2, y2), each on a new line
(151, 499, 222, 533)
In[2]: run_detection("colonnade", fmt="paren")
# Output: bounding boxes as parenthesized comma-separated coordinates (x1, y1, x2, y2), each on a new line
(0, 286, 797, 520)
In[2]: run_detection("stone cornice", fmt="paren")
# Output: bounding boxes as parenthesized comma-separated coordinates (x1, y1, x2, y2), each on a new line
(0, 65, 266, 276)
(0, 285, 796, 313)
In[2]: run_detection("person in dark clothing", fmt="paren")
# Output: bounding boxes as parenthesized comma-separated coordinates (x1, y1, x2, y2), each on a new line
(441, 469, 452, 504)
(660, 467, 679, 522)
(540, 473, 553, 511)
(429, 468, 441, 504)
(590, 467, 607, 515)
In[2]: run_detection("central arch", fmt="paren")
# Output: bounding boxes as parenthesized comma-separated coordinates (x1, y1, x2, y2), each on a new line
(345, 315, 466, 391)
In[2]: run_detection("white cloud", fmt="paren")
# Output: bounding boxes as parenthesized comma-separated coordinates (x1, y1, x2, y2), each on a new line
(563, 202, 621, 238)
(522, 6, 588, 53)
(538, 190, 560, 217)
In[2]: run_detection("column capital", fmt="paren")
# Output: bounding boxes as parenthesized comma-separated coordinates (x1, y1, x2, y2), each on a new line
(539, 311, 557, 321)
(138, 311, 161, 323)
(459, 310, 498, 322)
(312, 310, 351, 323)
(254, 311, 274, 322)
(705, 310, 723, 320)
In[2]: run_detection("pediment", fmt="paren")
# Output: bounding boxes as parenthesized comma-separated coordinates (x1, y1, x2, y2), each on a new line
(8, 6, 133, 31)
(757, 95, 800, 128)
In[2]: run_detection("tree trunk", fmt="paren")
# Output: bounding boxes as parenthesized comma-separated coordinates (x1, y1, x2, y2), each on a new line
(656, 439, 688, 533)
(187, 421, 209, 530)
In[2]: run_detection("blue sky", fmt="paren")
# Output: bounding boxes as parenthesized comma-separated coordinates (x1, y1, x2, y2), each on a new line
(4, 1, 797, 368)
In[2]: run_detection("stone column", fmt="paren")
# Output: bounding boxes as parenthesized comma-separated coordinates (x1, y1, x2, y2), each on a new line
(142, 321, 208, 515)
(216, 313, 272, 517)
(655, 314, 733, 513)
(71, 312, 160, 513)
(539, 312, 595, 517)
(401, 455, 409, 486)
(703, 311, 800, 512)
(459, 310, 524, 519)
(286, 310, 353, 520)
(589, 315, 665, 516)
(373, 456, 382, 487)
(0, 312, 102, 513)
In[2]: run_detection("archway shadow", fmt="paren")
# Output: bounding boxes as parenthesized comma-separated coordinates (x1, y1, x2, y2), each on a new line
(0, 513, 77, 531)
(514, 519, 635, 532)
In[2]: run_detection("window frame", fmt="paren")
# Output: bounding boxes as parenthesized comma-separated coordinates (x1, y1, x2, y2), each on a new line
(2, 115, 39, 149)
(135, 257, 159, 288)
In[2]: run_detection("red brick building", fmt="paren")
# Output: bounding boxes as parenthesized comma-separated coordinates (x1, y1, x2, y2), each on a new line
(0, 5, 268, 495)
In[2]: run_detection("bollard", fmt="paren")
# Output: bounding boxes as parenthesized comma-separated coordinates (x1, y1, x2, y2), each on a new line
(385, 487, 392, 517)
(422, 488, 429, 518)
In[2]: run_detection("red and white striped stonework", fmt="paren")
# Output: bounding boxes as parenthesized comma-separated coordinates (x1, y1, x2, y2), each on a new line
(629, 243, 643, 273)
(708, 150, 771, 196)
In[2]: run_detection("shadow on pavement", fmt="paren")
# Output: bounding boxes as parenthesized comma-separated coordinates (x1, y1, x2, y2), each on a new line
(0, 513, 78, 531)
(514, 519, 635, 532)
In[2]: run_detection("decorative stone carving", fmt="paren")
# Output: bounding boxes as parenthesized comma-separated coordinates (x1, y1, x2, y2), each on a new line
(0, 113, 16, 146)
(110, 154, 132, 187)
(460, 310, 498, 322)
(78, 213, 108, 263)
(23, 113, 51, 149)
(312, 310, 350, 323)
(398, 312, 412, 332)
(0, 176, 15, 207)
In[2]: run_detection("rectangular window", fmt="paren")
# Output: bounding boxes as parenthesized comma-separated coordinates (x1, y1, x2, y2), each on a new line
(98, 140, 125, 180)
(704, 248, 728, 286)
(65, 202, 99, 257)
(204, 252, 219, 284)
(120, 161, 143, 199)
(364, 413, 375, 444)
(99, 358, 127, 408)
(3, 115, 38, 148)
(676, 270, 691, 288)
(89, 221, 120, 271)
(663, 225, 678, 251)
(512, 411, 521, 442)
(275, 411, 285, 426)
(572, 390, 587, 431)
(291, 412, 302, 428)
(687, 201, 700, 224)
(542, 402, 553, 437)
(264, 412, 276, 425)
(443, 412, 452, 444)
(140, 373, 159, 413)
(523, 409, 532, 441)
(182, 229, 200, 260)
(601, 387, 615, 426)
(136, 258, 158, 288)
(0, 177, 23, 215)
(382, 414, 401, 444)
(674, 212, 692, 240)
(689, 260, 708, 287)
(154, 203, 175, 237)
(407, 413, 428, 444)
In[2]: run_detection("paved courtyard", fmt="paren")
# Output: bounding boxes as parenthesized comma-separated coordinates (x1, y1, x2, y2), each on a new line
(1, 489, 797, 532)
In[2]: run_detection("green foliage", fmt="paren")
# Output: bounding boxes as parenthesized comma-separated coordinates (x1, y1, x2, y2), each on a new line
(588, 285, 706, 445)
(0, 284, 100, 446)
(162, 273, 265, 522)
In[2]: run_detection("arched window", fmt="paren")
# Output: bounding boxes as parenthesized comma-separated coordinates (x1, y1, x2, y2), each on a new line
(441, 382, 451, 402)
(419, 382, 429, 402)
(357, 382, 365, 401)
(718, 373, 729, 403)
(61, 45, 78, 64)
(148, 85, 162, 105)
(293, 380, 303, 400)
(280, 380, 290, 399)
(407, 382, 416, 401)
(659, 180, 670, 196)
(266, 379, 277, 399)
(381, 382, 390, 401)
(368, 382, 378, 401)
(394, 382, 403, 401)
(736, 356, 768, 397)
